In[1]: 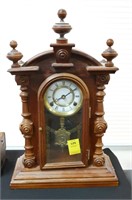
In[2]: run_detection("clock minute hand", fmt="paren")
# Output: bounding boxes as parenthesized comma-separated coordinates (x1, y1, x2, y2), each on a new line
(65, 88, 77, 98)
(65, 91, 72, 97)
(56, 92, 71, 102)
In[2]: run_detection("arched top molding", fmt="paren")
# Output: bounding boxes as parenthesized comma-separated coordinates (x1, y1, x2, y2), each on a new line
(23, 49, 101, 67)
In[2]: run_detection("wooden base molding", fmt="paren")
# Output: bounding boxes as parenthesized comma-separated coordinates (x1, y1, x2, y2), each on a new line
(10, 153, 118, 189)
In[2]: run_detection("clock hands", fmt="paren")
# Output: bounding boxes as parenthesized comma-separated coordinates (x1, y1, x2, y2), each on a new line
(50, 91, 72, 107)
(64, 91, 72, 98)
(55, 89, 75, 103)
(55, 92, 71, 102)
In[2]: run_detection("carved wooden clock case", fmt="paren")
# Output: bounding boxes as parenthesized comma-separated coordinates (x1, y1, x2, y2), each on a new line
(7, 9, 119, 189)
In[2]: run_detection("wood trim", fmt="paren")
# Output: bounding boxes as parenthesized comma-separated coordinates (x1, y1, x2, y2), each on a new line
(38, 73, 90, 169)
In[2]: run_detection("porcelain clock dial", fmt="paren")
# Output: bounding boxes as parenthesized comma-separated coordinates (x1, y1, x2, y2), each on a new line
(44, 79, 83, 116)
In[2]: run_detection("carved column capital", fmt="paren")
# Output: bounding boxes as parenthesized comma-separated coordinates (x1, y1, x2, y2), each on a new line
(96, 74, 110, 86)
(15, 75, 29, 86)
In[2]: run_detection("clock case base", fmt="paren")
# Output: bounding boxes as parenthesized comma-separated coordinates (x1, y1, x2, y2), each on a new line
(10, 153, 118, 189)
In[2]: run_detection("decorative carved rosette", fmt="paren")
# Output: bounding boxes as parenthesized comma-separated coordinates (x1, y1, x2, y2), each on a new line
(56, 49, 70, 62)
(20, 119, 33, 135)
(93, 156, 105, 167)
(94, 120, 107, 134)
(23, 158, 36, 168)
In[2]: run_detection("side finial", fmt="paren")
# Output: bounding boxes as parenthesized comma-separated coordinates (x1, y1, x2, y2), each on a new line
(7, 40, 23, 68)
(102, 39, 118, 67)
(52, 9, 72, 43)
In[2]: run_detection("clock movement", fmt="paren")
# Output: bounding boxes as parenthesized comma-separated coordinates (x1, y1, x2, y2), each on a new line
(7, 9, 119, 188)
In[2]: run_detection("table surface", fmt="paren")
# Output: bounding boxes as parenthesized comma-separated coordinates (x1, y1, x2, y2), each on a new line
(1, 148, 131, 199)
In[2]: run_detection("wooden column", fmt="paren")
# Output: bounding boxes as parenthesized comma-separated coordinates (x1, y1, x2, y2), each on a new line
(18, 76, 36, 168)
(93, 74, 110, 166)
(7, 41, 39, 168)
(87, 38, 118, 167)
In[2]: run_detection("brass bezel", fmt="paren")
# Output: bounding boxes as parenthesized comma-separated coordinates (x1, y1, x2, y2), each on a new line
(44, 79, 83, 116)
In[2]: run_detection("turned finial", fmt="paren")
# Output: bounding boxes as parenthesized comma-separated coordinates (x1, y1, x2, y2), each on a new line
(102, 39, 118, 67)
(52, 9, 72, 43)
(7, 40, 23, 68)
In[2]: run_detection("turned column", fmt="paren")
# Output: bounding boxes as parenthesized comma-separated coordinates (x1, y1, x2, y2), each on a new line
(18, 76, 36, 168)
(7, 41, 36, 168)
(93, 74, 110, 166)
(93, 38, 118, 166)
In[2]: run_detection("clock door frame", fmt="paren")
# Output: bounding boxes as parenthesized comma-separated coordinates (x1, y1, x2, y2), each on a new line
(38, 73, 90, 169)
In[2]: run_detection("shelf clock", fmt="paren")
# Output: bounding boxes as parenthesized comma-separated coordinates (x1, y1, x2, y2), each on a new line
(7, 9, 119, 188)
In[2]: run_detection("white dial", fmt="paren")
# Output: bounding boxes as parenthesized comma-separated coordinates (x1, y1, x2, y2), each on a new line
(44, 79, 83, 116)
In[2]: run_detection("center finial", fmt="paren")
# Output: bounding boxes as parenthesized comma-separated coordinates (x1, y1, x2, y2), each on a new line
(52, 9, 72, 43)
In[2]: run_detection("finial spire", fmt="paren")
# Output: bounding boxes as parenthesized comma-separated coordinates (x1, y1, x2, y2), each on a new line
(102, 39, 118, 67)
(50, 9, 75, 72)
(52, 9, 72, 43)
(7, 40, 23, 68)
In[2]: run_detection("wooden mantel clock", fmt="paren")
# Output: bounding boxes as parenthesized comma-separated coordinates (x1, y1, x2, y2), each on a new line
(7, 9, 119, 189)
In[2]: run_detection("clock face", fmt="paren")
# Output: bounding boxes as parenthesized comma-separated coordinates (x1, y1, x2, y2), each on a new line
(44, 79, 83, 116)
